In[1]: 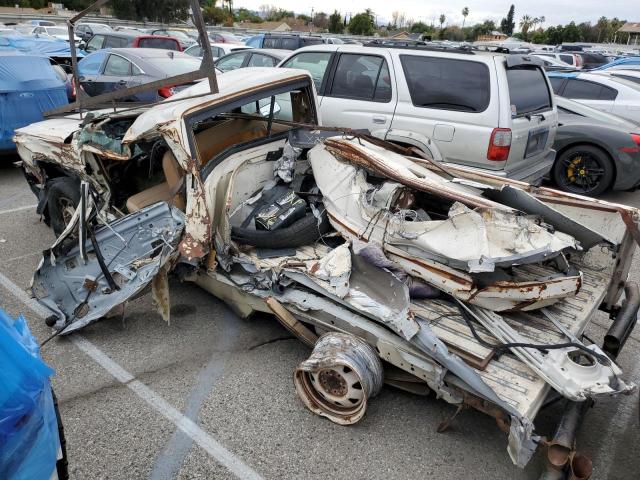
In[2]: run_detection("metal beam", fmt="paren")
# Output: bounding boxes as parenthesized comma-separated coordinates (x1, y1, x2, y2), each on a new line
(46, 0, 218, 117)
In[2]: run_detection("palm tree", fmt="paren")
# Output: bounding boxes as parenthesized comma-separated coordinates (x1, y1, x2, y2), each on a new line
(461, 7, 469, 28)
(519, 14, 532, 39)
(539, 15, 546, 29)
(439, 14, 446, 30)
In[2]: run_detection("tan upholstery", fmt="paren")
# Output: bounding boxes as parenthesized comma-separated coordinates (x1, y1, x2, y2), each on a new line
(126, 151, 186, 213)
(126, 118, 272, 213)
(126, 182, 172, 212)
(195, 119, 268, 165)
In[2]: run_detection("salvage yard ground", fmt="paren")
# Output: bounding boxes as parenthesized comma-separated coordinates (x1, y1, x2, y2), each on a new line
(0, 161, 639, 479)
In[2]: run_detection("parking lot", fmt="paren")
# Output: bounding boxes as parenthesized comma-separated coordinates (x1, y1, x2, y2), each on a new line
(1, 153, 639, 480)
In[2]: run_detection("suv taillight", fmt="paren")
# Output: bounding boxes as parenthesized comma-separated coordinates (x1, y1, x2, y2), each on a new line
(574, 54, 583, 67)
(632, 134, 640, 146)
(487, 128, 512, 161)
(158, 86, 176, 98)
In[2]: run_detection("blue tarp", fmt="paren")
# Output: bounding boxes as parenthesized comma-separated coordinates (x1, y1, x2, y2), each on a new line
(0, 53, 68, 151)
(0, 309, 60, 480)
(0, 34, 85, 59)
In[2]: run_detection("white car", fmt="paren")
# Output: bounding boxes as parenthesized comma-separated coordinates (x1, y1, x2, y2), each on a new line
(184, 42, 249, 60)
(32, 26, 81, 44)
(549, 71, 640, 123)
(532, 52, 583, 69)
(279, 44, 558, 183)
(592, 69, 640, 86)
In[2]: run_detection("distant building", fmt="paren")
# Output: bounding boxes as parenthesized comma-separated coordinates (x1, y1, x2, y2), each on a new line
(477, 31, 508, 42)
(618, 22, 640, 45)
(391, 31, 423, 41)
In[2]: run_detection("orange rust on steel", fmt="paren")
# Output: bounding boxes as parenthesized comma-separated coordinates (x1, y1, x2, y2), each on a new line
(327, 212, 363, 238)
(324, 139, 502, 211)
(461, 392, 511, 433)
(388, 248, 473, 286)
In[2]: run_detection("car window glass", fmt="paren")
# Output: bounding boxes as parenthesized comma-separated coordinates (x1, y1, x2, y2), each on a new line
(240, 91, 295, 121)
(280, 37, 299, 50)
(86, 35, 104, 52)
(247, 53, 275, 67)
(549, 77, 566, 93)
(104, 54, 131, 76)
(373, 60, 392, 101)
(131, 63, 143, 75)
(330, 54, 391, 102)
(263, 37, 279, 48)
(138, 38, 179, 50)
(212, 47, 222, 57)
(216, 51, 249, 72)
(282, 52, 332, 91)
(400, 55, 490, 112)
(506, 68, 552, 116)
(560, 54, 574, 64)
(563, 79, 603, 100)
(78, 51, 108, 75)
(104, 36, 128, 48)
(301, 38, 324, 47)
(598, 84, 618, 100)
(186, 45, 202, 57)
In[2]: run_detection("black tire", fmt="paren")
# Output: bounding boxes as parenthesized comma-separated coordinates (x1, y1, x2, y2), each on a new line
(231, 210, 331, 249)
(552, 145, 614, 196)
(52, 389, 69, 480)
(47, 178, 80, 236)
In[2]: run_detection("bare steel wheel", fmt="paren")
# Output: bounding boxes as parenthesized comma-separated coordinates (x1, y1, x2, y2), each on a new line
(294, 332, 383, 425)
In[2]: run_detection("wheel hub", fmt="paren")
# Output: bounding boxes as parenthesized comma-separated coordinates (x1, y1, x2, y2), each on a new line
(318, 369, 348, 397)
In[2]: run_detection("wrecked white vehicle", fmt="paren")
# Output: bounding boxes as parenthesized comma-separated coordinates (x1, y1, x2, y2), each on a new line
(15, 68, 640, 479)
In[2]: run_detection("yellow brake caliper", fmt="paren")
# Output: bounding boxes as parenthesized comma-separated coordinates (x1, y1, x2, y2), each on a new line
(567, 156, 582, 183)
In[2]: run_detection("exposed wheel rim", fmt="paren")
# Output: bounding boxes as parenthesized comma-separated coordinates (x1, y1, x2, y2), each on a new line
(557, 152, 606, 194)
(293, 332, 383, 425)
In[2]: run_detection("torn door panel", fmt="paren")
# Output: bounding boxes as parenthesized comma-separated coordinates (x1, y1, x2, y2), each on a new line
(32, 202, 185, 334)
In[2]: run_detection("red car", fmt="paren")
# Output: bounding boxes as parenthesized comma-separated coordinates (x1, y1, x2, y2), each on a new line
(83, 32, 182, 53)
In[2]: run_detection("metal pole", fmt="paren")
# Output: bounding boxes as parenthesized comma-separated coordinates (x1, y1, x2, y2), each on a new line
(190, 0, 218, 95)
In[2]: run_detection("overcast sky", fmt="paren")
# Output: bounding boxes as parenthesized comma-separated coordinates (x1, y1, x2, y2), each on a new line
(234, 1, 634, 29)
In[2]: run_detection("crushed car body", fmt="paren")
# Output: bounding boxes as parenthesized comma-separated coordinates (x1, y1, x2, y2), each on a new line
(14, 67, 640, 474)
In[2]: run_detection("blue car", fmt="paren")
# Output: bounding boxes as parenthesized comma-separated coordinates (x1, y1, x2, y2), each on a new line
(0, 53, 68, 152)
(591, 56, 640, 71)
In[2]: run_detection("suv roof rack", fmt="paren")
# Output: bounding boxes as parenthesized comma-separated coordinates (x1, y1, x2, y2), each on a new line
(363, 40, 476, 55)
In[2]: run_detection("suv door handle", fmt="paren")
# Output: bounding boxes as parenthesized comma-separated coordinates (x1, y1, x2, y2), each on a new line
(118, 80, 127, 85)
(372, 115, 387, 124)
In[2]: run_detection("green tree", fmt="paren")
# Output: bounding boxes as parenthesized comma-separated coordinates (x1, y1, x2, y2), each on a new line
(563, 21, 581, 42)
(519, 14, 533, 41)
(348, 10, 374, 36)
(461, 7, 469, 28)
(328, 10, 344, 34)
(235, 7, 262, 23)
(438, 14, 446, 30)
(111, 0, 190, 22)
(500, 4, 515, 36)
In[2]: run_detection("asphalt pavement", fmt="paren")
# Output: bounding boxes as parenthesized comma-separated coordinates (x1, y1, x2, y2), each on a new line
(1, 160, 638, 480)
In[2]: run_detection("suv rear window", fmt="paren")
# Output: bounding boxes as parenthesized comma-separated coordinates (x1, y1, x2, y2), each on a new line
(138, 38, 180, 50)
(280, 37, 299, 50)
(506, 67, 552, 116)
(400, 55, 490, 112)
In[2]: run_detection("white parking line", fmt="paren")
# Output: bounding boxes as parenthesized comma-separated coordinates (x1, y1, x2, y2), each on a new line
(0, 204, 37, 216)
(0, 270, 264, 480)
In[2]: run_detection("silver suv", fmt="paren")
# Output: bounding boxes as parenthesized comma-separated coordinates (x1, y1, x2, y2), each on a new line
(279, 44, 558, 183)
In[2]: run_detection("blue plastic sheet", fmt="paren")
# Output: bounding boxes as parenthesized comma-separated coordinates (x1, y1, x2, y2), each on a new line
(0, 34, 85, 59)
(0, 309, 60, 480)
(0, 53, 68, 151)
